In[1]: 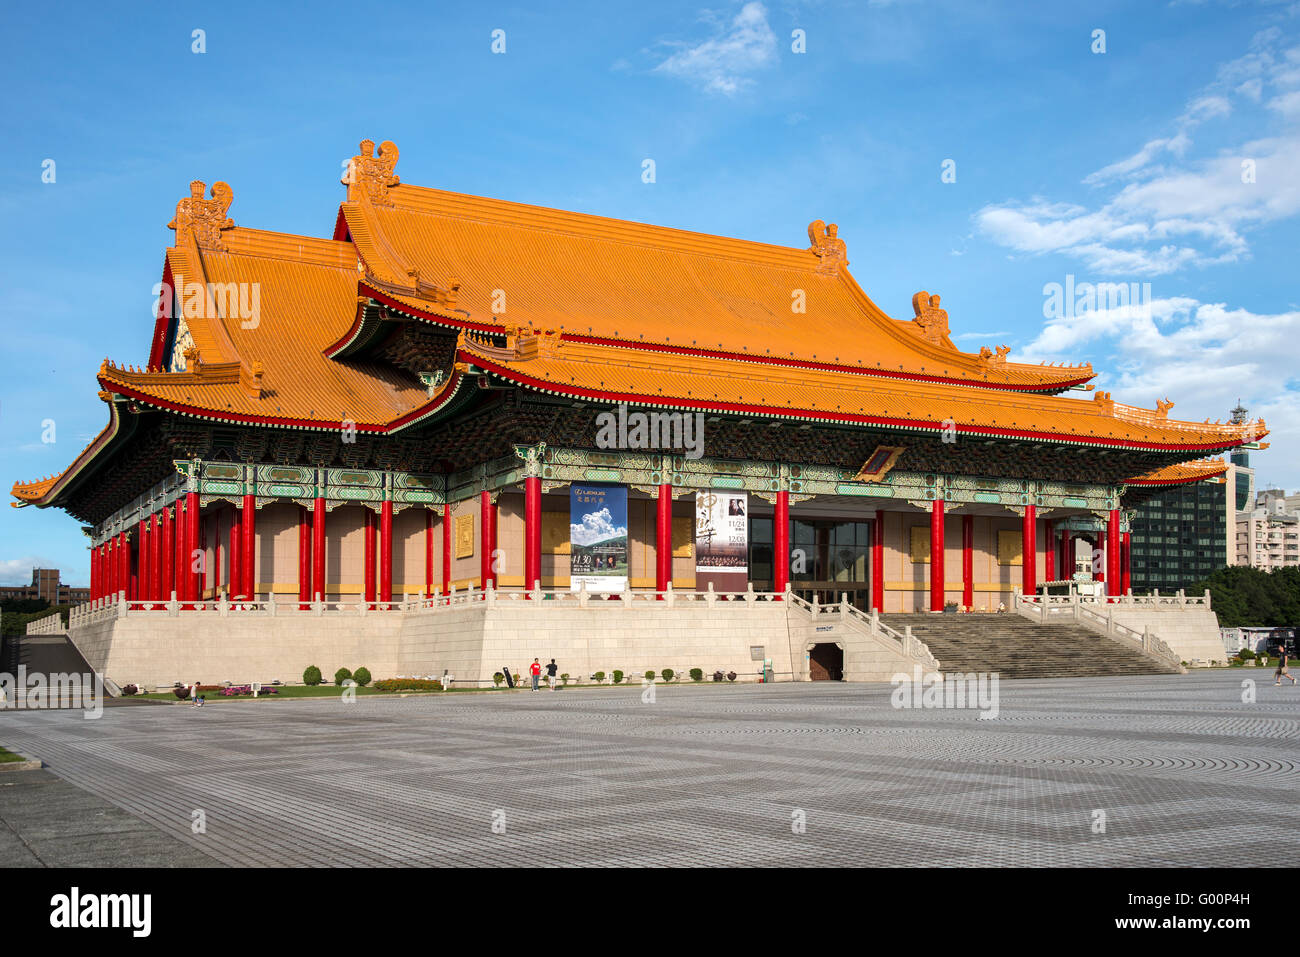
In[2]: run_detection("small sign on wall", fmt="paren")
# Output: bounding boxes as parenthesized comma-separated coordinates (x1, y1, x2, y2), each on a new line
(909, 526, 930, 563)
(455, 514, 475, 558)
(997, 529, 1023, 565)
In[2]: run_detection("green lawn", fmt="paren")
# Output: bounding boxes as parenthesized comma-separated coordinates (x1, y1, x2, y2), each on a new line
(0, 746, 25, 763)
(137, 684, 510, 702)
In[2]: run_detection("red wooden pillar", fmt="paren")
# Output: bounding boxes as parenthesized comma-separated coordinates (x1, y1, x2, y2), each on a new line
(380, 500, 394, 605)
(772, 489, 789, 598)
(185, 491, 200, 602)
(89, 544, 98, 601)
(479, 490, 496, 591)
(657, 483, 674, 596)
(1107, 509, 1121, 598)
(871, 510, 885, 612)
(1044, 520, 1055, 583)
(118, 535, 127, 598)
(929, 499, 945, 612)
(524, 477, 541, 594)
(425, 509, 435, 597)
(125, 532, 136, 601)
(441, 503, 452, 601)
(1060, 530, 1071, 580)
(298, 506, 312, 609)
(1121, 530, 1131, 595)
(162, 505, 174, 599)
(228, 506, 242, 599)
(961, 514, 973, 611)
(312, 497, 326, 602)
(137, 517, 149, 601)
(240, 494, 256, 601)
(363, 510, 376, 607)
(1021, 505, 1037, 597)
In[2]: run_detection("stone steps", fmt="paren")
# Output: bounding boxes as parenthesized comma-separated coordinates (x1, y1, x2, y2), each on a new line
(880, 613, 1180, 678)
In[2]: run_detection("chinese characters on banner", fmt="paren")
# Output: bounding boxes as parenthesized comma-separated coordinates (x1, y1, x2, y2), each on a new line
(695, 491, 748, 592)
(569, 484, 628, 593)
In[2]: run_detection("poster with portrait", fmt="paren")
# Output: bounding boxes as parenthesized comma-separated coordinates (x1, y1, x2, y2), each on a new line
(569, 484, 628, 593)
(695, 491, 748, 592)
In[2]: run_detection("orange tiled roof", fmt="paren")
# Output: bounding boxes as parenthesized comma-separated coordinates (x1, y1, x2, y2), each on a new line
(339, 170, 1093, 392)
(1125, 458, 1231, 485)
(456, 332, 1267, 450)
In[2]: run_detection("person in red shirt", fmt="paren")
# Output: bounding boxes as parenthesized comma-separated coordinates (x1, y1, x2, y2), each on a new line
(530, 658, 542, 691)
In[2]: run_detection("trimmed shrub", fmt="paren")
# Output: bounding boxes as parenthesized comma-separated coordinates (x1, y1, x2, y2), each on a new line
(173, 686, 190, 700)
(726, 671, 737, 682)
(612, 669, 624, 685)
(303, 665, 323, 686)
(493, 672, 505, 687)
(712, 670, 724, 682)
(661, 668, 674, 683)
(560, 673, 570, 686)
(644, 670, 656, 681)
(690, 668, 703, 683)
(373, 678, 443, 692)
(353, 667, 372, 687)
(593, 671, 606, 684)
(121, 684, 139, 696)
(334, 667, 352, 686)
(1237, 648, 1256, 660)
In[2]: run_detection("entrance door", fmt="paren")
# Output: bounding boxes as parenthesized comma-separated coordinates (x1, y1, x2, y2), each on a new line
(809, 643, 844, 681)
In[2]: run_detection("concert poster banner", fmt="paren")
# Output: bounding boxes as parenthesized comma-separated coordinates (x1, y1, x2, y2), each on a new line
(569, 484, 628, 593)
(695, 491, 748, 593)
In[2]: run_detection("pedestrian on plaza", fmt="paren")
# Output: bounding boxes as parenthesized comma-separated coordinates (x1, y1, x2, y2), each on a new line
(530, 658, 542, 691)
(191, 679, 204, 708)
(546, 658, 558, 691)
(1275, 648, 1296, 686)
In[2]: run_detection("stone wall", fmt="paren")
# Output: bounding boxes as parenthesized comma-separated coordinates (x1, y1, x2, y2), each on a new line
(1105, 607, 1226, 665)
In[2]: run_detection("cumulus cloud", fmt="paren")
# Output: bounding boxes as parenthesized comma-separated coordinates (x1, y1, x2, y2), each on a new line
(978, 31, 1300, 276)
(570, 507, 627, 547)
(654, 1, 777, 95)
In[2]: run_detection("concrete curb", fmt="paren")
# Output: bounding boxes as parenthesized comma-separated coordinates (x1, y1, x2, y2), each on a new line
(0, 757, 43, 772)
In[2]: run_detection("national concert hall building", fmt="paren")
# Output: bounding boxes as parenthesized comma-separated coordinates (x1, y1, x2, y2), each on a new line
(11, 140, 1266, 685)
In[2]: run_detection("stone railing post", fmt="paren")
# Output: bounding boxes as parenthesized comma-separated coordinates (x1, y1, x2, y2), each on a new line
(744, 582, 755, 604)
(218, 594, 229, 618)
(168, 590, 180, 617)
(620, 581, 632, 606)
(706, 582, 716, 606)
(811, 592, 819, 614)
(449, 583, 457, 605)
(266, 597, 277, 617)
(312, 593, 323, 617)
(664, 582, 674, 606)
(485, 581, 496, 604)
(577, 579, 589, 607)
(1203, 588, 1212, 611)
(904, 625, 913, 657)
(535, 580, 545, 603)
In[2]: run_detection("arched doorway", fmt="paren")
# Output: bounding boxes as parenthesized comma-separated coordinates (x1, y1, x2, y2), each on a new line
(809, 642, 844, 681)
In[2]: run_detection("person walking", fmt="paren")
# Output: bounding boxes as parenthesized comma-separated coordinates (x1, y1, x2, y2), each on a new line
(546, 658, 558, 691)
(191, 679, 204, 708)
(530, 658, 542, 691)
(1275, 647, 1296, 686)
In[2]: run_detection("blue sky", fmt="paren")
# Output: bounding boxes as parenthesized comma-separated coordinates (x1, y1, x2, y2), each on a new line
(2, 0, 1298, 586)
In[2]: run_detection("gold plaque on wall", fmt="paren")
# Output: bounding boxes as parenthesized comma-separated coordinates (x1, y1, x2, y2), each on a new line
(542, 511, 570, 553)
(997, 529, 1023, 565)
(672, 515, 694, 558)
(909, 526, 930, 563)
(455, 514, 475, 558)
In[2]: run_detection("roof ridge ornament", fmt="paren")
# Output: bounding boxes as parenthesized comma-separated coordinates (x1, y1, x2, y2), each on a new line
(168, 180, 234, 251)
(977, 344, 1011, 369)
(343, 138, 400, 206)
(806, 220, 847, 275)
(910, 291, 950, 345)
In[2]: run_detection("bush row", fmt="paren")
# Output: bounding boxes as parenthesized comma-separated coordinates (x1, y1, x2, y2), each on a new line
(303, 665, 371, 687)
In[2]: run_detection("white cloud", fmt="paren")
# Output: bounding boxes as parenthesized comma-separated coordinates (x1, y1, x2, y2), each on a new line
(654, 1, 777, 95)
(0, 557, 53, 587)
(978, 30, 1300, 276)
(570, 507, 628, 547)
(1018, 295, 1300, 488)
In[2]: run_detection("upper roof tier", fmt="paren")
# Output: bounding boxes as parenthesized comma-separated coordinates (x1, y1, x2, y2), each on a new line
(335, 145, 1092, 392)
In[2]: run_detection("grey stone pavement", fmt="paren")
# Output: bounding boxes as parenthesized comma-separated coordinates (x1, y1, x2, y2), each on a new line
(0, 673, 1296, 867)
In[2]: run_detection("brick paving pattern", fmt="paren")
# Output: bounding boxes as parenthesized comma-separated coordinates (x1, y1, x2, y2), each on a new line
(0, 673, 1296, 866)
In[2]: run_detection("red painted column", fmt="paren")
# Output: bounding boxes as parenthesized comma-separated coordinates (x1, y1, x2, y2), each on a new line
(228, 507, 242, 599)
(441, 504, 452, 601)
(151, 512, 163, 599)
(298, 506, 312, 609)
(240, 494, 256, 601)
(657, 483, 674, 595)
(425, 509, 435, 597)
(1021, 505, 1037, 597)
(1044, 520, 1056, 583)
(162, 506, 174, 599)
(524, 476, 541, 594)
(126, 532, 137, 601)
(89, 545, 98, 601)
(871, 510, 885, 613)
(364, 510, 376, 607)
(961, 514, 973, 611)
(137, 518, 149, 601)
(380, 500, 394, 605)
(772, 489, 789, 597)
(1060, 530, 1071, 580)
(118, 535, 127, 598)
(929, 499, 945, 612)
(185, 491, 200, 602)
(312, 497, 326, 603)
(479, 490, 496, 591)
(1107, 508, 1121, 598)
(1121, 530, 1131, 595)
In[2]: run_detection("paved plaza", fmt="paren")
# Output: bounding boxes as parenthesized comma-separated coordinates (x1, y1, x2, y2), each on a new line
(0, 674, 1296, 867)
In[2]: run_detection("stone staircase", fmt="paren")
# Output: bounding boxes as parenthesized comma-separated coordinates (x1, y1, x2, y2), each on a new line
(879, 613, 1182, 679)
